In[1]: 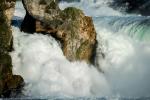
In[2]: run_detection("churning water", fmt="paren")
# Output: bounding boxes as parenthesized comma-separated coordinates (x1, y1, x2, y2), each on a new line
(11, 0, 150, 99)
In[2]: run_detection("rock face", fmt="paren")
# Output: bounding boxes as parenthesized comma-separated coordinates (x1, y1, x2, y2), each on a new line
(22, 0, 97, 63)
(22, 0, 61, 22)
(21, 0, 61, 33)
(0, 54, 24, 97)
(58, 7, 96, 62)
(5, 0, 16, 24)
(0, 0, 24, 97)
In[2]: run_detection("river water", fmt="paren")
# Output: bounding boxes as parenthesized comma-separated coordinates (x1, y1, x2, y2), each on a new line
(11, 0, 150, 99)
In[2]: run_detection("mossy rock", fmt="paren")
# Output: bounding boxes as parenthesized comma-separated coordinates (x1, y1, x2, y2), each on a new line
(0, 9, 12, 52)
(0, 53, 24, 97)
(0, 0, 24, 97)
(76, 41, 93, 62)
(0, 53, 12, 79)
(62, 7, 84, 20)
(0, 53, 12, 66)
(22, 0, 97, 64)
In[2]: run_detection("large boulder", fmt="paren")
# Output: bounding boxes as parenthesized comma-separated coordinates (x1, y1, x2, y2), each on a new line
(0, 0, 24, 97)
(21, 0, 61, 33)
(21, 0, 97, 63)
(36, 7, 97, 63)
(57, 7, 96, 62)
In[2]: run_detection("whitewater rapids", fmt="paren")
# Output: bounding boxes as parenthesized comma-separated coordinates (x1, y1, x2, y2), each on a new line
(11, 0, 150, 98)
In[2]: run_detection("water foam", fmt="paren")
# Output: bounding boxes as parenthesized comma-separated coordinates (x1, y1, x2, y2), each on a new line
(11, 0, 150, 98)
(11, 27, 111, 97)
(59, 0, 122, 17)
(95, 21, 150, 97)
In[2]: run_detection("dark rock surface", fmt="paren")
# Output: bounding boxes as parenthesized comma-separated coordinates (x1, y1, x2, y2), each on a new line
(0, 0, 24, 97)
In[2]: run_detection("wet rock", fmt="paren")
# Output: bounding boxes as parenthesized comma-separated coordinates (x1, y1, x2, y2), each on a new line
(0, 0, 13, 52)
(58, 7, 96, 62)
(3, 74, 24, 97)
(0, 0, 24, 97)
(5, 0, 16, 24)
(21, 0, 61, 33)
(0, 53, 24, 97)
(22, 0, 61, 22)
(22, 0, 97, 63)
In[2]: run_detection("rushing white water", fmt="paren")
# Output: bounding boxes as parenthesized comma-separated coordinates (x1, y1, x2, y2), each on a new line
(11, 27, 111, 97)
(59, 0, 122, 17)
(11, 0, 150, 98)
(95, 23, 150, 97)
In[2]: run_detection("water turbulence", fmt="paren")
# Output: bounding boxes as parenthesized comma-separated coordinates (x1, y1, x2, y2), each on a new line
(11, 0, 150, 98)
(94, 16, 150, 41)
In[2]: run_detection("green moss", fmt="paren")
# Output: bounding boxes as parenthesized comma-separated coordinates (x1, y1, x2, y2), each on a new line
(0, 53, 12, 65)
(63, 7, 83, 20)
(76, 41, 90, 59)
(0, 53, 12, 80)
(0, 74, 2, 80)
(0, 8, 12, 52)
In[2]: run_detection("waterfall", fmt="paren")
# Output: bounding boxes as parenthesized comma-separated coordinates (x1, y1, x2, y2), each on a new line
(11, 0, 150, 98)
(94, 16, 150, 41)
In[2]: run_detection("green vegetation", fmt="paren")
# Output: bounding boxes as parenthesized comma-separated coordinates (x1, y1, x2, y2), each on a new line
(0, 0, 12, 52)
(76, 41, 90, 59)
(63, 7, 83, 20)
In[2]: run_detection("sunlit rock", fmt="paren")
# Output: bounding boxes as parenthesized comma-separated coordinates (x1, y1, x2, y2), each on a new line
(21, 0, 98, 63)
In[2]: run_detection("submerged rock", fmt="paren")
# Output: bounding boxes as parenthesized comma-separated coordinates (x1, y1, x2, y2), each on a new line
(0, 0, 24, 97)
(22, 0, 97, 63)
